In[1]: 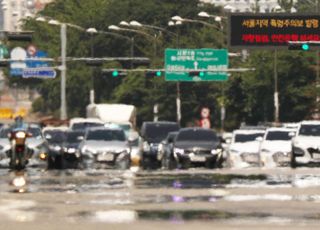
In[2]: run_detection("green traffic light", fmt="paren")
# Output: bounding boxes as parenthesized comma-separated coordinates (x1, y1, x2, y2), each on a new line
(156, 71, 162, 77)
(112, 70, 119, 77)
(199, 71, 205, 77)
(302, 43, 309, 51)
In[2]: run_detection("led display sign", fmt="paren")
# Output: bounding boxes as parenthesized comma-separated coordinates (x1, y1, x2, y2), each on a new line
(228, 14, 320, 48)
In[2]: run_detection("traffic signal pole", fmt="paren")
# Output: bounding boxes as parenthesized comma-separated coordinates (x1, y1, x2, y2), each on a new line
(274, 49, 279, 124)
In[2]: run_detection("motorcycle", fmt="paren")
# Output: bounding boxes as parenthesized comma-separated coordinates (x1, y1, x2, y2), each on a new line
(7, 129, 33, 170)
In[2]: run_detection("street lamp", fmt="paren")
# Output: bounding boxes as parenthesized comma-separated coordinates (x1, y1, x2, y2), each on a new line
(171, 15, 221, 30)
(126, 20, 180, 122)
(36, 17, 87, 120)
(109, 24, 155, 60)
(85, 27, 134, 61)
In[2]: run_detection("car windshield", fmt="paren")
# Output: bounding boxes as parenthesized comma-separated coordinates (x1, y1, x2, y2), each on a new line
(299, 124, 320, 136)
(86, 129, 125, 141)
(176, 129, 218, 142)
(234, 133, 264, 143)
(0, 127, 10, 138)
(143, 123, 179, 143)
(72, 122, 103, 131)
(265, 131, 292, 141)
(44, 130, 66, 143)
(66, 131, 84, 143)
(28, 127, 42, 138)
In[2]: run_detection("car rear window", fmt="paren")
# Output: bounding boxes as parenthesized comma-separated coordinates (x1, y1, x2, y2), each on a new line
(299, 124, 320, 136)
(142, 123, 179, 143)
(86, 129, 125, 141)
(234, 133, 264, 143)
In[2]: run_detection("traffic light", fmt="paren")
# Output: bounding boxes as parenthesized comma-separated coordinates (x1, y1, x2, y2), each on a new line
(145, 70, 163, 77)
(112, 70, 119, 77)
(189, 71, 205, 77)
(102, 69, 127, 77)
(288, 42, 310, 51)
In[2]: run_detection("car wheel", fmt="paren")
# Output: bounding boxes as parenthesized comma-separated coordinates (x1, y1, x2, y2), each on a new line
(116, 157, 130, 170)
(290, 152, 297, 168)
(168, 156, 177, 170)
(215, 155, 224, 168)
(47, 156, 56, 170)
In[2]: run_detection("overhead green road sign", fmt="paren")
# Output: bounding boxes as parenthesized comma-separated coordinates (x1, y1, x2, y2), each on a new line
(165, 48, 228, 82)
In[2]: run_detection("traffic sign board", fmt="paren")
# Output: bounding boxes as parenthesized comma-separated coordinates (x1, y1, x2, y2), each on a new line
(22, 67, 56, 79)
(0, 44, 9, 58)
(165, 49, 228, 82)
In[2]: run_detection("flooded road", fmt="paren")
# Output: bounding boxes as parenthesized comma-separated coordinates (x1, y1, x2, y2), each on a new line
(0, 167, 320, 229)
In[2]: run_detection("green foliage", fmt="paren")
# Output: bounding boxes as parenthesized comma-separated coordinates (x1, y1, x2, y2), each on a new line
(9, 0, 316, 130)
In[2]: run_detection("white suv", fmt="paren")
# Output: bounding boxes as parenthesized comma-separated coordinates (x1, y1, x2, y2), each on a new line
(291, 120, 320, 167)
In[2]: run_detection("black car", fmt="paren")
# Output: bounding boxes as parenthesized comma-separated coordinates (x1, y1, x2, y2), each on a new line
(43, 128, 67, 169)
(157, 131, 179, 169)
(61, 130, 85, 169)
(140, 121, 180, 169)
(173, 127, 224, 169)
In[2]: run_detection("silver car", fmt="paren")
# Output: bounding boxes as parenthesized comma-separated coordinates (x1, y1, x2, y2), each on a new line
(79, 127, 130, 169)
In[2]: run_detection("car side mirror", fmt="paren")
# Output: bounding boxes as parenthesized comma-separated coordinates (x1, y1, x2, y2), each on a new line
(256, 136, 263, 142)
(77, 136, 84, 141)
(45, 134, 52, 140)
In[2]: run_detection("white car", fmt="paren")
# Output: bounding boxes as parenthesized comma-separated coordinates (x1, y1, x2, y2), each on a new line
(291, 120, 320, 167)
(227, 129, 265, 167)
(259, 127, 296, 167)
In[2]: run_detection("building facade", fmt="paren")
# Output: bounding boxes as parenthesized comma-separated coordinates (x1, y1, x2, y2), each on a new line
(200, 0, 297, 13)
(1, 0, 53, 31)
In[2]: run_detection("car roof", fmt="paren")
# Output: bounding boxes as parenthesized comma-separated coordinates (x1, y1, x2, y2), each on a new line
(86, 126, 123, 132)
(265, 127, 296, 132)
(233, 129, 265, 134)
(179, 127, 215, 132)
(142, 121, 178, 126)
(300, 120, 320, 125)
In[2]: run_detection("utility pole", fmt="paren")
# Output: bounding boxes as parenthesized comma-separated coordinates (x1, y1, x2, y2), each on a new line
(60, 23, 67, 120)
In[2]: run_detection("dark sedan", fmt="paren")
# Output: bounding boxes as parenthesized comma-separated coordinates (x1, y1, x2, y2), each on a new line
(173, 127, 224, 169)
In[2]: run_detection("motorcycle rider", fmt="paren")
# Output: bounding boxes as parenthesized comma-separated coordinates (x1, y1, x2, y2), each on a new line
(8, 115, 31, 170)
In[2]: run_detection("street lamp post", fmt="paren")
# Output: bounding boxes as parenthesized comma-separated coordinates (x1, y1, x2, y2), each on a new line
(60, 23, 67, 120)
(174, 15, 228, 130)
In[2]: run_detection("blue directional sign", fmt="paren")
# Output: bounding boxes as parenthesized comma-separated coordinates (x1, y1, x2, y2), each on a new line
(26, 50, 49, 68)
(22, 67, 56, 79)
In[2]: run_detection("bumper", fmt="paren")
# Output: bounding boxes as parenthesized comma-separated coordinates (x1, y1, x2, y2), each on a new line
(293, 146, 320, 164)
(176, 153, 220, 164)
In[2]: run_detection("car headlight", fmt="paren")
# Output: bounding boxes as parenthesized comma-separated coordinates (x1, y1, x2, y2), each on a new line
(81, 146, 97, 155)
(53, 146, 61, 151)
(143, 141, 150, 152)
(211, 148, 222, 155)
(174, 148, 184, 155)
(67, 148, 76, 154)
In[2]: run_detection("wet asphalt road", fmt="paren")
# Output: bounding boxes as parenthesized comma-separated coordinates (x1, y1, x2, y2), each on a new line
(1, 166, 320, 229)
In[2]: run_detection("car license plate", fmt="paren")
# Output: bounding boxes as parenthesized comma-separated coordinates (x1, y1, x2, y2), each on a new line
(97, 154, 114, 162)
(312, 154, 320, 160)
(190, 155, 206, 162)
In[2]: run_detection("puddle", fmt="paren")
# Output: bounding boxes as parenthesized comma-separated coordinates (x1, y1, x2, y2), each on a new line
(0, 199, 36, 222)
(72, 209, 320, 224)
(134, 173, 267, 189)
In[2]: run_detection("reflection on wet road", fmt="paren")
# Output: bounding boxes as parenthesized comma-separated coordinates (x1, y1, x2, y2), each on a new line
(1, 167, 320, 229)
